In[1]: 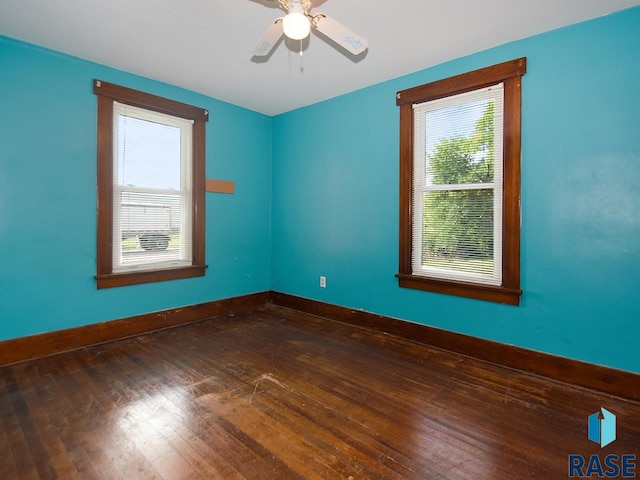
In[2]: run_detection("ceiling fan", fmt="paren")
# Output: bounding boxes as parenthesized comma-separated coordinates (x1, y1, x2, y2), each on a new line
(251, 0, 368, 58)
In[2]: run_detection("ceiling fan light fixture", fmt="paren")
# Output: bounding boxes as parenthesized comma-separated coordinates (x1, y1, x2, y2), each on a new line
(282, 5, 310, 40)
(251, 0, 368, 58)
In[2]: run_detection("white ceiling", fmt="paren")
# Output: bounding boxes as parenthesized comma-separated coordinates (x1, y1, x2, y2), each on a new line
(1, 0, 639, 116)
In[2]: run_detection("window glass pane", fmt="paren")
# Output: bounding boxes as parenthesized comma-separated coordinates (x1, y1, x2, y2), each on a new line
(421, 189, 495, 277)
(425, 98, 496, 186)
(111, 102, 193, 274)
(412, 84, 503, 286)
(116, 191, 185, 267)
(116, 114, 181, 190)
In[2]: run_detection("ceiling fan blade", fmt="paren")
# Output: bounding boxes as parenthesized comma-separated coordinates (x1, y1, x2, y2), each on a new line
(312, 14, 368, 56)
(251, 19, 284, 57)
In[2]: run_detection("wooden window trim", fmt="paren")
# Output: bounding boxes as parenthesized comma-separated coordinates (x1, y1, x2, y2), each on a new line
(94, 80, 208, 288)
(395, 58, 526, 305)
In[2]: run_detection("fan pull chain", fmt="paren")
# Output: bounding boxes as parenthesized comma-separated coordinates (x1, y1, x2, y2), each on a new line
(299, 39, 304, 71)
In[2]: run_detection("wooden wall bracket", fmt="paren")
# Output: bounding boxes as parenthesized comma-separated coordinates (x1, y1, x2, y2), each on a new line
(206, 179, 235, 194)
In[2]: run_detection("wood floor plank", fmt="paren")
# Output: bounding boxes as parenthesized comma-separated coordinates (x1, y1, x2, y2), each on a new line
(50, 354, 162, 480)
(120, 338, 303, 479)
(1, 305, 639, 479)
(203, 372, 421, 479)
(0, 384, 21, 479)
(88, 336, 274, 480)
(16, 363, 87, 480)
(1, 367, 49, 480)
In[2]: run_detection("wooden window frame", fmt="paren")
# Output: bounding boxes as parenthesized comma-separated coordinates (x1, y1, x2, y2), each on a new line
(94, 80, 208, 289)
(395, 58, 526, 305)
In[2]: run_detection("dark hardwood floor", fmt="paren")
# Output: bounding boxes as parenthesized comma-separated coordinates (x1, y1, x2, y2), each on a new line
(1, 305, 639, 479)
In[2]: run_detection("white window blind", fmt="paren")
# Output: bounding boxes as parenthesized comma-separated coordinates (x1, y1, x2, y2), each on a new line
(112, 102, 193, 272)
(412, 84, 504, 285)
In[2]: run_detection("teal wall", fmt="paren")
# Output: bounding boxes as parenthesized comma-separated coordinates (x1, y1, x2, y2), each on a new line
(0, 37, 272, 340)
(2, 7, 639, 374)
(272, 7, 640, 373)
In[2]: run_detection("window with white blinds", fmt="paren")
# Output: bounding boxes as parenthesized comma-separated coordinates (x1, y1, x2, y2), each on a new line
(94, 79, 208, 289)
(112, 102, 193, 272)
(412, 85, 504, 285)
(396, 58, 525, 305)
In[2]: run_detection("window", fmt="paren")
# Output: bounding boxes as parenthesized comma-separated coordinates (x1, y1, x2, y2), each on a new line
(94, 80, 208, 288)
(396, 58, 526, 305)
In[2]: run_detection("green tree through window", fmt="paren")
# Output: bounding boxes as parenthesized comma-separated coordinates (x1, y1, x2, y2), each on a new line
(423, 101, 495, 271)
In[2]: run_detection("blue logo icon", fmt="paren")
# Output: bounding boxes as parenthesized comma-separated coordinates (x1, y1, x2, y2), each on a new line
(588, 407, 616, 448)
(568, 408, 635, 478)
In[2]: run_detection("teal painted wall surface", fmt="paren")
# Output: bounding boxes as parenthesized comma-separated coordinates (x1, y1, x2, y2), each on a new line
(0, 37, 272, 340)
(2, 7, 639, 375)
(272, 7, 640, 373)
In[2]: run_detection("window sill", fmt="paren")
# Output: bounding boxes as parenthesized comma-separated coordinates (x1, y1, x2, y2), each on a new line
(96, 264, 207, 289)
(396, 273, 521, 305)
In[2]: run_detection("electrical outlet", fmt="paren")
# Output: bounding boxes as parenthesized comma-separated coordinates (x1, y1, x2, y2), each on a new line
(320, 276, 326, 288)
